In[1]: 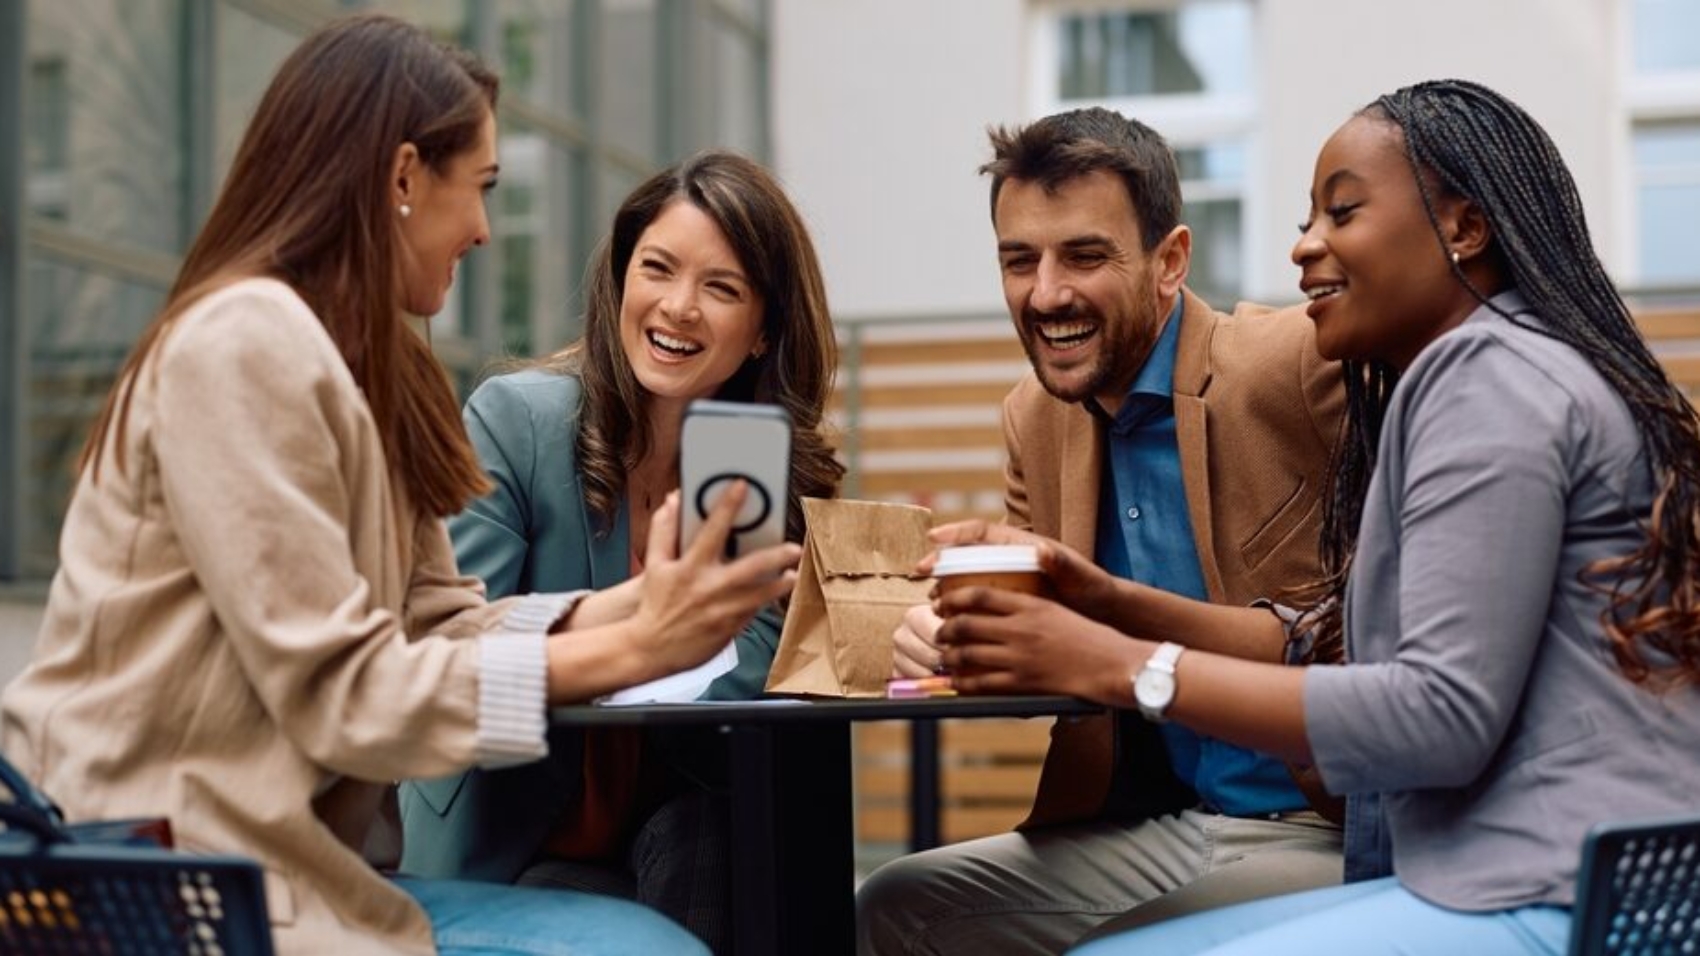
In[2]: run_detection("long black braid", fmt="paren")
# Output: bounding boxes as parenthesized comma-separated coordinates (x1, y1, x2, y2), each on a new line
(1308, 79, 1700, 688)
(1302, 358, 1398, 667)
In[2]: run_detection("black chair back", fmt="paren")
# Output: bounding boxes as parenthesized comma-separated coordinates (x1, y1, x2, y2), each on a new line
(0, 754, 275, 955)
(1570, 813, 1700, 956)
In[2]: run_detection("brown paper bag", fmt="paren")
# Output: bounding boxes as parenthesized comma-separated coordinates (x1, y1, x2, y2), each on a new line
(765, 497, 935, 697)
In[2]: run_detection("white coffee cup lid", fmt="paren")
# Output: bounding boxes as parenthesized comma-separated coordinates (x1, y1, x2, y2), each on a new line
(933, 544, 1041, 576)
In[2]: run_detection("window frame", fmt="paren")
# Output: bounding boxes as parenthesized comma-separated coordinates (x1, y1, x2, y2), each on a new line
(1620, 0, 1700, 289)
(1027, 0, 1259, 305)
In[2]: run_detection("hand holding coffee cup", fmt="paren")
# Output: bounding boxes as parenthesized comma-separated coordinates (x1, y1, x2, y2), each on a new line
(927, 544, 1046, 680)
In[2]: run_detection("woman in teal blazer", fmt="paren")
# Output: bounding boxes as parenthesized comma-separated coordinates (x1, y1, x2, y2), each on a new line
(399, 151, 843, 953)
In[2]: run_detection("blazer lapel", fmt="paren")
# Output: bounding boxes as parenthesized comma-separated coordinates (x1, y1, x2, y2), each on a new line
(1058, 404, 1104, 556)
(583, 495, 632, 589)
(1173, 291, 1227, 604)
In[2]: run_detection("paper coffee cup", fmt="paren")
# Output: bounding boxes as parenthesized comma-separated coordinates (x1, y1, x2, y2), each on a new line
(932, 544, 1045, 597)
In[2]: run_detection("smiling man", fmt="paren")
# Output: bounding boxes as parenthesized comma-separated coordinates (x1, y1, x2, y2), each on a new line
(859, 108, 1350, 955)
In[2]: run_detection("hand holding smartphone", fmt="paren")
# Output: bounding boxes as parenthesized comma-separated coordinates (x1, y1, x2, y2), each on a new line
(678, 399, 792, 559)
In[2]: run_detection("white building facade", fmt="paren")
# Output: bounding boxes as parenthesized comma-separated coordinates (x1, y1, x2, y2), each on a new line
(772, 0, 1700, 321)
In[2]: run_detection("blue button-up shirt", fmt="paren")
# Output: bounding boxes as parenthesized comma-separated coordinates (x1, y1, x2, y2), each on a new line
(1093, 297, 1307, 818)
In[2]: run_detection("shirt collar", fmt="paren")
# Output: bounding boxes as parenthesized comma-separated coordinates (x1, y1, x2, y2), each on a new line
(1129, 295, 1185, 401)
(1089, 295, 1184, 428)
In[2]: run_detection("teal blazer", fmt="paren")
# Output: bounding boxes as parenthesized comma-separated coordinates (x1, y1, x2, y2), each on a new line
(397, 370, 781, 880)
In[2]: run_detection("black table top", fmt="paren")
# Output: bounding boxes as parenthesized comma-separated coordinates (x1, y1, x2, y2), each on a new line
(550, 694, 1102, 727)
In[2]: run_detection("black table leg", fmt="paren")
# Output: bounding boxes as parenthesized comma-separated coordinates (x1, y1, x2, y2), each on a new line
(908, 720, 941, 852)
(728, 720, 855, 956)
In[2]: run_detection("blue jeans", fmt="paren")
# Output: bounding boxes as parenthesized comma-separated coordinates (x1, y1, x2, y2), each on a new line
(395, 876, 709, 956)
(1069, 877, 1572, 956)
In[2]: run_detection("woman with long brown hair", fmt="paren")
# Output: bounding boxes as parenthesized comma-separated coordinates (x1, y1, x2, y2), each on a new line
(0, 15, 797, 955)
(399, 149, 843, 954)
(912, 79, 1700, 955)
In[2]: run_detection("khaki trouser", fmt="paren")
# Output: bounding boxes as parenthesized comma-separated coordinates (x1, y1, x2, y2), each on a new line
(856, 809, 1343, 956)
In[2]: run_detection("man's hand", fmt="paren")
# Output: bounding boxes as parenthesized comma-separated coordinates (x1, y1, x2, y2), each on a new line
(923, 520, 1128, 629)
(890, 604, 946, 679)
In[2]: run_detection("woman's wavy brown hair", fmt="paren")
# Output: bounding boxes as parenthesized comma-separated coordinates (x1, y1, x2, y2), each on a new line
(540, 150, 843, 541)
(79, 13, 496, 518)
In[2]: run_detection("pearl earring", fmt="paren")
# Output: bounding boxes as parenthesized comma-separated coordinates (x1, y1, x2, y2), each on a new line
(1450, 249, 1461, 265)
(399, 203, 412, 219)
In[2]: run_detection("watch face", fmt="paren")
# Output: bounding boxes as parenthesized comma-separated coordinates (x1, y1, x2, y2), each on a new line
(1136, 669, 1175, 708)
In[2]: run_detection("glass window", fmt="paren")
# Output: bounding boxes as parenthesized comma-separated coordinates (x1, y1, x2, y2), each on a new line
(1175, 144, 1244, 301)
(599, 0, 659, 161)
(1047, 3, 1253, 303)
(3, 0, 771, 582)
(1635, 122, 1700, 284)
(597, 160, 648, 229)
(369, 0, 471, 45)
(213, 5, 305, 182)
(494, 125, 582, 355)
(1175, 142, 1245, 184)
(1058, 1, 1251, 100)
(26, 0, 189, 252)
(718, 0, 764, 23)
(24, 57, 68, 217)
(1633, 0, 1700, 76)
(21, 258, 169, 575)
(497, 0, 582, 110)
(694, 20, 765, 155)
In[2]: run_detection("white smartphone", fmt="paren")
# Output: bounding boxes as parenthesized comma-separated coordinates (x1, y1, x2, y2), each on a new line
(678, 399, 792, 558)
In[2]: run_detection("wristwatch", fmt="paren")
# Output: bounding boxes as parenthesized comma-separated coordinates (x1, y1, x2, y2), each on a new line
(1133, 642, 1185, 723)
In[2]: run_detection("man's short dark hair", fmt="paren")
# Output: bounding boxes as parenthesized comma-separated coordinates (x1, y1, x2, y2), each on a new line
(980, 107, 1182, 252)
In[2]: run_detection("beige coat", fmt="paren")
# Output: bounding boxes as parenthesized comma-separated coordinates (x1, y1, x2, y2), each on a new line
(2, 279, 530, 955)
(1004, 290, 1345, 827)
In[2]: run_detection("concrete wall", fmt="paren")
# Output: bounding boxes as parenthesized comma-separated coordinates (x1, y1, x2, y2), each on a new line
(770, 0, 1027, 319)
(1252, 0, 1622, 303)
(773, 0, 1630, 314)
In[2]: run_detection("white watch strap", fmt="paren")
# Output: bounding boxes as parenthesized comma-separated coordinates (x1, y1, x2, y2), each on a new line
(1133, 641, 1186, 722)
(1149, 641, 1184, 674)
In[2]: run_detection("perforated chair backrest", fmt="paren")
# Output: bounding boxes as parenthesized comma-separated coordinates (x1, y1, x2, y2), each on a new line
(1569, 813, 1700, 956)
(0, 842, 275, 955)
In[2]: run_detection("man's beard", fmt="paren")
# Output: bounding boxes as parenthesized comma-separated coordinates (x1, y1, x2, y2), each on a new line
(1019, 297, 1160, 406)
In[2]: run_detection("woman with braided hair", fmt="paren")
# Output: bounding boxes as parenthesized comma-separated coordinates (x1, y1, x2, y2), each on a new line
(918, 78, 1700, 954)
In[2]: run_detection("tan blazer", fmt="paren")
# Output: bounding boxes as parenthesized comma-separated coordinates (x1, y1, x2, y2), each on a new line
(1005, 289, 1345, 827)
(1, 279, 528, 955)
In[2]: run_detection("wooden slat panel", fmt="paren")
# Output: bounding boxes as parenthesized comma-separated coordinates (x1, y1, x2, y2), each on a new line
(858, 766, 911, 797)
(1659, 354, 1700, 386)
(851, 382, 1016, 409)
(942, 766, 1044, 800)
(858, 470, 1006, 495)
(858, 764, 1042, 801)
(856, 806, 1038, 845)
(856, 807, 911, 844)
(927, 508, 1006, 526)
(944, 808, 1031, 843)
(853, 426, 1007, 452)
(857, 339, 1025, 366)
(854, 722, 910, 754)
(1637, 310, 1700, 339)
(856, 719, 1054, 758)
